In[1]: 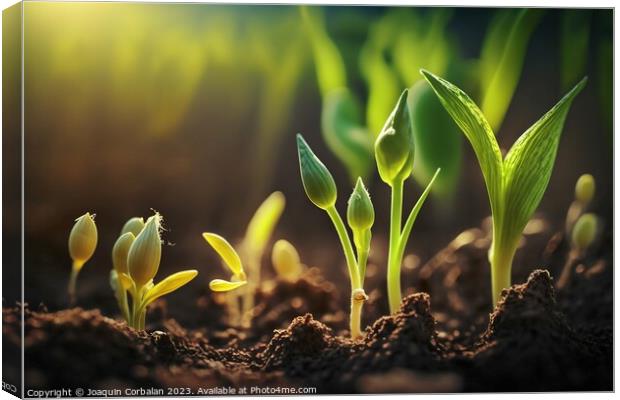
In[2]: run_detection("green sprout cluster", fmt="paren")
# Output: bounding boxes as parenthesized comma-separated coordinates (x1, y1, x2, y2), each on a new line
(297, 89, 440, 336)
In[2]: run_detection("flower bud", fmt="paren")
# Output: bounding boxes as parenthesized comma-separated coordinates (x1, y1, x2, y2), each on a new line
(272, 239, 302, 281)
(121, 217, 145, 236)
(347, 177, 374, 231)
(571, 213, 597, 252)
(297, 134, 337, 209)
(575, 174, 595, 205)
(375, 89, 415, 186)
(127, 213, 162, 287)
(112, 232, 135, 275)
(68, 212, 98, 269)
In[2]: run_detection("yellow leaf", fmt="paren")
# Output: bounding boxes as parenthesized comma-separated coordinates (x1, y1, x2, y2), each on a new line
(141, 269, 198, 307)
(209, 279, 247, 292)
(202, 233, 243, 276)
(118, 272, 134, 291)
(243, 191, 285, 256)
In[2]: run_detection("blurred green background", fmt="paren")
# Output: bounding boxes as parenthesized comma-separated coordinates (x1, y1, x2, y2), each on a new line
(7, 3, 611, 309)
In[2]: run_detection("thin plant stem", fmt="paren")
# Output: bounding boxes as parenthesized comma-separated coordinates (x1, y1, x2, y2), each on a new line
(326, 206, 360, 289)
(387, 181, 404, 314)
(67, 262, 82, 306)
(350, 289, 367, 339)
(490, 239, 517, 306)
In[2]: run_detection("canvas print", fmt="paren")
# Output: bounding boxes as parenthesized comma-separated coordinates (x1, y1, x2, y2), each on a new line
(2, 2, 613, 396)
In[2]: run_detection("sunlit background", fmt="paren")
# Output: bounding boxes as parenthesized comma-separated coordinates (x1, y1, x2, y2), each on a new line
(6, 3, 612, 311)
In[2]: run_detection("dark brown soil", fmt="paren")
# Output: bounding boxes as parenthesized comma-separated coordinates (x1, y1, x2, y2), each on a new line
(4, 224, 613, 394)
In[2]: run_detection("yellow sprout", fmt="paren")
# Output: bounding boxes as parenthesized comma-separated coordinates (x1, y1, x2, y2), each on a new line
(127, 214, 162, 287)
(271, 239, 302, 281)
(67, 212, 98, 303)
(575, 174, 595, 205)
(202, 232, 247, 292)
(572, 213, 598, 252)
(112, 232, 135, 275)
(121, 217, 145, 236)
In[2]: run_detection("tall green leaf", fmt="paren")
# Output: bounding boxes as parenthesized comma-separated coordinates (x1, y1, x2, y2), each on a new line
(502, 78, 587, 244)
(480, 9, 544, 132)
(420, 69, 503, 216)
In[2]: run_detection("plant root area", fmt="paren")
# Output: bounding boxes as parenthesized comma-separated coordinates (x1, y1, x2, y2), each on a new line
(3, 224, 612, 394)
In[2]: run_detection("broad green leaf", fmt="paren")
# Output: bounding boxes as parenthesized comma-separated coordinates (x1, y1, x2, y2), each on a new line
(299, 6, 346, 96)
(420, 70, 503, 215)
(501, 78, 587, 245)
(202, 233, 243, 276)
(321, 88, 374, 182)
(141, 270, 198, 308)
(209, 279, 247, 292)
(480, 9, 516, 89)
(560, 10, 591, 91)
(480, 9, 544, 132)
(409, 80, 462, 199)
(243, 191, 285, 257)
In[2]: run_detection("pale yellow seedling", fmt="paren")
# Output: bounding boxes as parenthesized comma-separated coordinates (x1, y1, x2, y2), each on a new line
(68, 212, 98, 304)
(203, 233, 248, 292)
(115, 213, 198, 329)
(271, 239, 303, 281)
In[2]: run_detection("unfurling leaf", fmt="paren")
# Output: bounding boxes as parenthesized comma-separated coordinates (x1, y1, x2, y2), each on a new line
(202, 233, 243, 276)
(420, 69, 503, 214)
(141, 269, 198, 307)
(209, 279, 247, 292)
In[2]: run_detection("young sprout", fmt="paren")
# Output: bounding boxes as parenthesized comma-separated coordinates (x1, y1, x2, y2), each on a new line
(421, 69, 586, 305)
(121, 217, 145, 237)
(297, 134, 373, 339)
(272, 239, 303, 282)
(111, 232, 136, 322)
(68, 212, 98, 304)
(238, 192, 285, 327)
(203, 232, 248, 327)
(374, 90, 441, 314)
(565, 174, 596, 234)
(115, 213, 197, 330)
(202, 192, 285, 328)
(557, 213, 598, 289)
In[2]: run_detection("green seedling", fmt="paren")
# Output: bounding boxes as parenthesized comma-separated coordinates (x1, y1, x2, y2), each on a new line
(557, 213, 598, 289)
(296, 134, 374, 338)
(375, 90, 441, 314)
(68, 212, 98, 304)
(421, 69, 586, 306)
(272, 239, 303, 282)
(565, 174, 596, 234)
(111, 213, 198, 329)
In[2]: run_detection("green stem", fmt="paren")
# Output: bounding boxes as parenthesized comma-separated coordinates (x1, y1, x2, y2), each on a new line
(490, 239, 517, 306)
(387, 180, 404, 314)
(115, 285, 130, 323)
(326, 206, 360, 289)
(139, 308, 147, 330)
(350, 289, 367, 339)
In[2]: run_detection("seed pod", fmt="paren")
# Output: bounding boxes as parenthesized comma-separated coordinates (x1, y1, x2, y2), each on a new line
(571, 213, 597, 252)
(68, 212, 98, 269)
(347, 177, 374, 231)
(112, 232, 136, 275)
(297, 134, 337, 210)
(272, 239, 302, 281)
(375, 89, 415, 186)
(121, 217, 145, 237)
(127, 213, 162, 287)
(575, 174, 595, 205)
